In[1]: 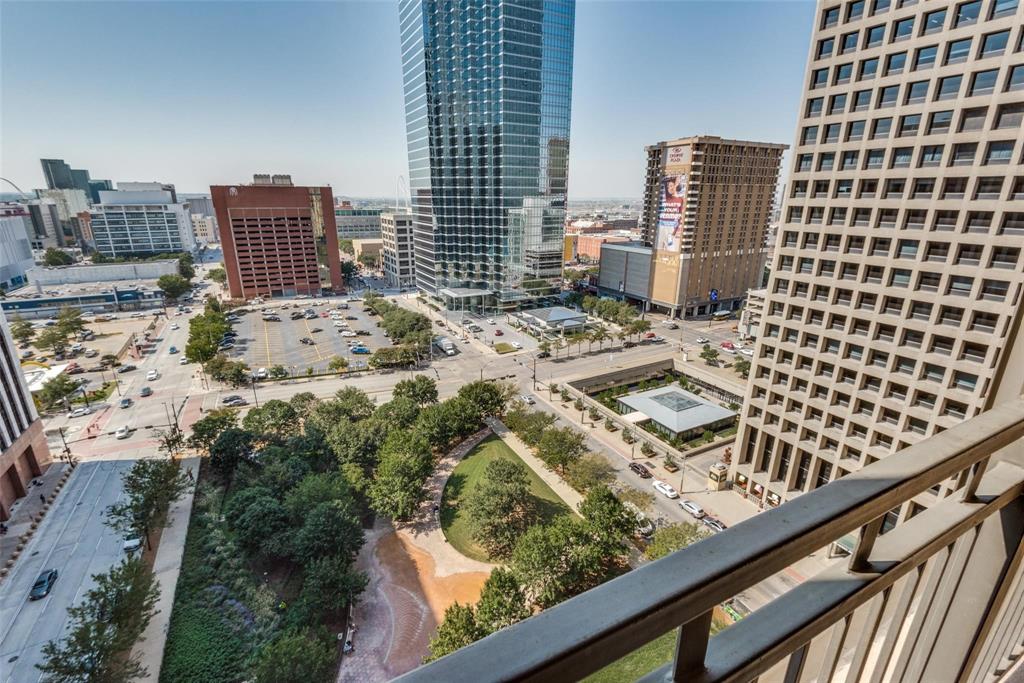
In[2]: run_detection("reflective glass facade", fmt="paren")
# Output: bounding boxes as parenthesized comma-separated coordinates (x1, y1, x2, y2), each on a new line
(399, 0, 574, 308)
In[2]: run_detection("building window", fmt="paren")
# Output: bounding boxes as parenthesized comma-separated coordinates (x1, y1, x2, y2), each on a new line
(817, 37, 835, 59)
(996, 103, 1024, 129)
(919, 145, 944, 167)
(835, 63, 854, 84)
(945, 39, 972, 65)
(951, 143, 978, 166)
(991, 0, 1018, 17)
(841, 31, 859, 53)
(953, 0, 981, 28)
(860, 58, 879, 80)
(806, 97, 824, 116)
(865, 24, 886, 47)
(823, 5, 841, 27)
(848, 0, 866, 20)
(980, 30, 1010, 57)
(922, 9, 946, 33)
(1007, 66, 1024, 92)
(884, 52, 907, 76)
(937, 75, 963, 100)
(985, 141, 1016, 165)
(905, 81, 929, 104)
(898, 114, 921, 136)
(829, 94, 848, 114)
(872, 117, 892, 138)
(892, 17, 914, 41)
(959, 107, 988, 132)
(970, 69, 999, 96)
(812, 68, 829, 89)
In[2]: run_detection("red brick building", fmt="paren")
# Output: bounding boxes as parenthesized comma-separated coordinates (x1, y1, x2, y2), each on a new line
(212, 175, 343, 299)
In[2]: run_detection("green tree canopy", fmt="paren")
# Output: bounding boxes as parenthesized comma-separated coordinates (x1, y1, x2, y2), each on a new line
(536, 427, 586, 473)
(457, 380, 515, 417)
(105, 459, 191, 549)
(578, 485, 637, 557)
(426, 603, 483, 663)
(511, 516, 606, 608)
(699, 344, 720, 366)
(186, 409, 237, 453)
(208, 428, 255, 483)
(157, 274, 191, 299)
(475, 567, 531, 634)
(368, 430, 434, 520)
(9, 314, 34, 346)
(644, 523, 711, 561)
(393, 375, 439, 405)
(39, 374, 81, 410)
(252, 629, 336, 683)
(207, 267, 227, 284)
(293, 499, 365, 562)
(293, 555, 368, 626)
(242, 399, 300, 440)
(43, 247, 74, 266)
(56, 306, 86, 338)
(36, 326, 70, 357)
(465, 458, 538, 559)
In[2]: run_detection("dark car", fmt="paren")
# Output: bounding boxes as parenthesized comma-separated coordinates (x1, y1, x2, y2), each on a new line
(299, 337, 314, 345)
(119, 397, 133, 409)
(702, 517, 727, 533)
(310, 328, 323, 333)
(117, 364, 136, 374)
(139, 386, 153, 398)
(629, 462, 653, 479)
(345, 315, 357, 320)
(536, 351, 551, 359)
(29, 569, 59, 600)
(356, 330, 371, 336)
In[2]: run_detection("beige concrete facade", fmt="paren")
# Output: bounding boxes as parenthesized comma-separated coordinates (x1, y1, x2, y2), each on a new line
(640, 136, 786, 318)
(381, 212, 415, 288)
(732, 0, 1024, 515)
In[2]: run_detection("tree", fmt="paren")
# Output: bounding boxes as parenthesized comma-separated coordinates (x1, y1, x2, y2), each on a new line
(36, 326, 70, 357)
(39, 374, 82, 410)
(105, 459, 191, 549)
(700, 344, 720, 366)
(294, 554, 368, 626)
(503, 406, 555, 448)
(232, 493, 291, 558)
(207, 267, 227, 285)
(9, 314, 34, 346)
(186, 311, 229, 364)
(269, 364, 289, 380)
(578, 486, 636, 557)
(357, 252, 380, 269)
(56, 306, 86, 339)
(338, 239, 355, 256)
(242, 399, 299, 439)
(372, 397, 421, 433)
(563, 453, 615, 493)
(252, 629, 335, 683)
(186, 409, 237, 453)
(208, 428, 255, 484)
(465, 458, 538, 558)
(393, 375, 438, 405)
(157, 274, 191, 299)
(340, 261, 358, 281)
(617, 486, 655, 512)
(734, 357, 751, 378)
(426, 603, 484, 662)
(368, 430, 434, 520)
(590, 326, 609, 351)
(475, 568, 531, 633)
(293, 498, 365, 562)
(318, 386, 376, 424)
(36, 558, 158, 683)
(328, 355, 349, 372)
(644, 523, 711, 561)
(511, 516, 606, 608)
(177, 259, 195, 280)
(536, 427, 586, 474)
(537, 340, 551, 356)
(457, 380, 514, 417)
(43, 247, 74, 266)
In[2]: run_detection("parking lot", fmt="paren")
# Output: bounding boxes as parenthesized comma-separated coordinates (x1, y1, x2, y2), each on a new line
(222, 298, 394, 374)
(426, 309, 538, 355)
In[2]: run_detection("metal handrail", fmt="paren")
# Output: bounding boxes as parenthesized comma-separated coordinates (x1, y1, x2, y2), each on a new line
(394, 398, 1024, 682)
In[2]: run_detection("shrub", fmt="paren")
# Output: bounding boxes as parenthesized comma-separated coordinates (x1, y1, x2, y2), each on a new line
(641, 442, 655, 457)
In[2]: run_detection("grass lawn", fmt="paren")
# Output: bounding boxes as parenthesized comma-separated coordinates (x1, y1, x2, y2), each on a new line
(584, 611, 731, 682)
(441, 435, 571, 562)
(494, 342, 515, 354)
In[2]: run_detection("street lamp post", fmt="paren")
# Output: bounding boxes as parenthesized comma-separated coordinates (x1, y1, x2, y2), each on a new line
(250, 377, 260, 408)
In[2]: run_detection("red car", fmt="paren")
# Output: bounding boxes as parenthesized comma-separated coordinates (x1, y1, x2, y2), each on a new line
(494, 329, 504, 336)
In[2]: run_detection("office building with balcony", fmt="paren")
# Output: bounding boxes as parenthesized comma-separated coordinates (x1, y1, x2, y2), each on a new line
(399, 0, 575, 311)
(730, 0, 1024, 515)
(0, 310, 52, 521)
(89, 185, 195, 257)
(212, 175, 343, 299)
(381, 211, 415, 288)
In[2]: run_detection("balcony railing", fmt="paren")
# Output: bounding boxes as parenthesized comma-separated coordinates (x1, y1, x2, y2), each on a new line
(396, 398, 1024, 683)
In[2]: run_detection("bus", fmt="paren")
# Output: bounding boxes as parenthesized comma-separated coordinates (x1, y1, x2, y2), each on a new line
(711, 310, 733, 321)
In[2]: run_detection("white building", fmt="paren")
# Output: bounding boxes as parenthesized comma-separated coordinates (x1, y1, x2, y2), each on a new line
(335, 207, 382, 240)
(0, 208, 35, 291)
(381, 212, 415, 288)
(27, 259, 178, 285)
(90, 187, 196, 257)
(191, 214, 218, 244)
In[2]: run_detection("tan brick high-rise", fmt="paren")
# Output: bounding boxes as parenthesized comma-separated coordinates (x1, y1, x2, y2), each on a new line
(731, 0, 1024, 521)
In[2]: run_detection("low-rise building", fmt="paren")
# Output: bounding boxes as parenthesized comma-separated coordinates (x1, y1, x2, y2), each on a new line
(352, 238, 383, 264)
(515, 305, 587, 335)
(90, 185, 195, 257)
(1, 283, 164, 319)
(335, 203, 382, 240)
(381, 212, 415, 288)
(616, 385, 735, 441)
(575, 233, 630, 262)
(27, 260, 179, 285)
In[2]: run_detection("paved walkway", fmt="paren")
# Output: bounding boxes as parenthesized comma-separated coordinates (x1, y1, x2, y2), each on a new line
(131, 456, 200, 680)
(486, 418, 584, 512)
(0, 461, 70, 581)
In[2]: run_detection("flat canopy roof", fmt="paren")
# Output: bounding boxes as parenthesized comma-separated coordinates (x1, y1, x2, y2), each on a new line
(439, 287, 492, 299)
(618, 385, 735, 434)
(520, 305, 586, 323)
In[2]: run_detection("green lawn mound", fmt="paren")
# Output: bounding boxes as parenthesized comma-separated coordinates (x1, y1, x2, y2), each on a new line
(441, 435, 570, 562)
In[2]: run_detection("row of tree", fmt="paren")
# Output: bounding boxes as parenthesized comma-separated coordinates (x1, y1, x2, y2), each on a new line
(580, 295, 642, 325)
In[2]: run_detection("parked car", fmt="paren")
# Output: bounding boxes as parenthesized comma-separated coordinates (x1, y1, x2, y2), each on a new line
(487, 318, 496, 325)
(679, 499, 706, 519)
(351, 346, 371, 354)
(299, 337, 315, 345)
(623, 501, 655, 538)
(652, 479, 679, 499)
(68, 407, 92, 418)
(494, 329, 504, 336)
(179, 356, 188, 365)
(119, 398, 133, 409)
(662, 321, 679, 329)
(345, 315, 357, 320)
(720, 341, 735, 350)
(65, 365, 84, 375)
(29, 569, 59, 600)
(146, 370, 159, 381)
(122, 537, 142, 555)
(140, 386, 153, 397)
(221, 395, 244, 406)
(218, 342, 235, 350)
(537, 351, 551, 358)
(310, 327, 323, 333)
(356, 330, 371, 336)
(644, 332, 657, 339)
(702, 517, 727, 533)
(84, 348, 98, 358)
(115, 425, 130, 440)
(117, 364, 137, 374)
(169, 346, 178, 354)
(739, 348, 754, 357)
(511, 341, 522, 349)
(629, 462, 653, 479)
(695, 337, 710, 344)
(170, 323, 179, 330)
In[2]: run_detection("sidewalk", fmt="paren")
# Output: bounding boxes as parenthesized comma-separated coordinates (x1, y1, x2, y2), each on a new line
(0, 461, 71, 581)
(486, 418, 583, 512)
(131, 456, 200, 679)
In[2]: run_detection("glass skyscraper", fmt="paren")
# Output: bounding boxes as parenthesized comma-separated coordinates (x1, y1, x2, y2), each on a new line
(399, 0, 574, 311)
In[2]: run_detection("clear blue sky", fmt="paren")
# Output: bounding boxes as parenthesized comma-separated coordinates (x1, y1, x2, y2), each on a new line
(1, 1, 814, 199)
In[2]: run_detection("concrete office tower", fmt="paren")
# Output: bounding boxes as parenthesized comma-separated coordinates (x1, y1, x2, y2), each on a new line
(0, 206, 35, 290)
(40, 158, 111, 203)
(23, 199, 63, 250)
(399, 0, 575, 311)
(185, 195, 215, 217)
(335, 205, 383, 240)
(0, 310, 52, 521)
(191, 214, 218, 244)
(638, 137, 786, 317)
(731, 0, 1024, 514)
(211, 175, 343, 299)
(381, 211, 415, 288)
(89, 186, 195, 257)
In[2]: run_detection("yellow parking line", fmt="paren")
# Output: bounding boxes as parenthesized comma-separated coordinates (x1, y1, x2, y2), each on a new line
(303, 318, 324, 361)
(263, 319, 272, 367)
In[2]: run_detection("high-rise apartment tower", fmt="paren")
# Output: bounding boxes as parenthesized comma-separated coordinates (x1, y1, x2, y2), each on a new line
(731, 0, 1024, 517)
(399, 0, 575, 311)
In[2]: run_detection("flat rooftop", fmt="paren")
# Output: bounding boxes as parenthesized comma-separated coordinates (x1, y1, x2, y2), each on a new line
(618, 385, 735, 434)
(4, 280, 161, 300)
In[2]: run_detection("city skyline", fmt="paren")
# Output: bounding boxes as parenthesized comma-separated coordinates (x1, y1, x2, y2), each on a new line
(0, 0, 813, 199)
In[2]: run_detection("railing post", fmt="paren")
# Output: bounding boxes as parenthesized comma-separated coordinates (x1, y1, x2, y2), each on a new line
(961, 457, 990, 503)
(672, 610, 712, 681)
(848, 516, 885, 573)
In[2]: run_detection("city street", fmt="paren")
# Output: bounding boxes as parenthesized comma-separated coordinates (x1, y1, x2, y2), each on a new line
(0, 460, 135, 683)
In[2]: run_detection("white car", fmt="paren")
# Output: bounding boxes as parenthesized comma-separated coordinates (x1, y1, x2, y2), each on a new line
(179, 357, 188, 365)
(679, 499, 706, 519)
(170, 323, 179, 330)
(653, 480, 679, 499)
(721, 346, 737, 355)
(511, 341, 522, 350)
(520, 394, 535, 405)
(696, 337, 710, 344)
(487, 318, 496, 325)
(739, 348, 754, 357)
(146, 370, 159, 381)
(68, 407, 92, 418)
(341, 331, 356, 337)
(333, 320, 347, 327)
(115, 425, 130, 440)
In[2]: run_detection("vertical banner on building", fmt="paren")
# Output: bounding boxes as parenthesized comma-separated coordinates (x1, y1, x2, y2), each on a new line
(655, 174, 687, 252)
